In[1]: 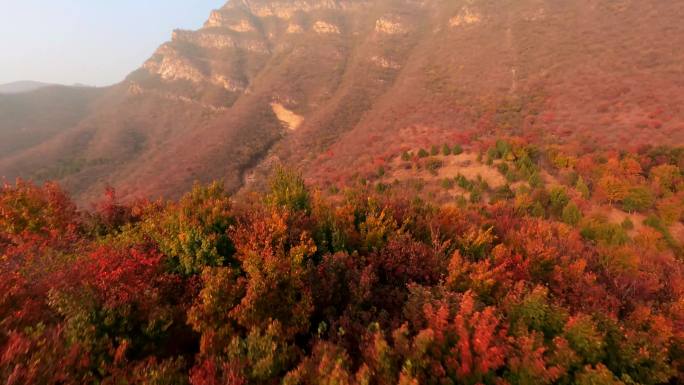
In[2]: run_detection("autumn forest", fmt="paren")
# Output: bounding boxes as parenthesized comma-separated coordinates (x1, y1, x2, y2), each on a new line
(2, 1, 684, 383)
(1, 138, 683, 384)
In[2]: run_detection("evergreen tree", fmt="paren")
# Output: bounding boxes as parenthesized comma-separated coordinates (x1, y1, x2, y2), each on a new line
(576, 176, 590, 200)
(531, 201, 545, 217)
(442, 144, 452, 156)
(562, 202, 582, 226)
(549, 187, 570, 216)
(267, 166, 311, 213)
(528, 171, 543, 188)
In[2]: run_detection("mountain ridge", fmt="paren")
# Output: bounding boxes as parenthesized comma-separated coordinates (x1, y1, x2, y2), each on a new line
(0, 81, 54, 94)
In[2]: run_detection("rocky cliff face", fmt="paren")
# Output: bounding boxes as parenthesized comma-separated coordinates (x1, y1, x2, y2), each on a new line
(1, 0, 683, 202)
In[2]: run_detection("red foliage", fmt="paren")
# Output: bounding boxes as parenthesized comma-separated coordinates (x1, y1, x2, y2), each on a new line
(0, 174, 682, 384)
(62, 245, 169, 309)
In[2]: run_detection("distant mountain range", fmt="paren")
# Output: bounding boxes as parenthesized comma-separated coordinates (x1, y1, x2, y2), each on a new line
(0, 81, 96, 94)
(0, 81, 54, 94)
(0, 0, 683, 204)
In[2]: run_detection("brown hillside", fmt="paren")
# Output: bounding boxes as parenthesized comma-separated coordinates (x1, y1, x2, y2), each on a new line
(1, 0, 683, 202)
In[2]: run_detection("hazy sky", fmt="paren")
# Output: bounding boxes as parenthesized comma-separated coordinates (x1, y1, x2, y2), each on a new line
(0, 0, 225, 86)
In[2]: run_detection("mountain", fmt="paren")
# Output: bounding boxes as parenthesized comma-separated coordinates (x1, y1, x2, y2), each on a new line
(0, 85, 105, 159)
(0, 81, 53, 94)
(1, 0, 683, 203)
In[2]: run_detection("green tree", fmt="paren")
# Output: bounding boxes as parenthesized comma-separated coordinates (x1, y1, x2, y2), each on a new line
(497, 162, 509, 175)
(430, 145, 439, 156)
(576, 176, 591, 200)
(495, 139, 511, 159)
(455, 174, 472, 190)
(562, 202, 582, 226)
(418, 148, 430, 158)
(531, 201, 545, 218)
(492, 184, 515, 202)
(650, 164, 680, 195)
(657, 196, 683, 225)
(470, 187, 483, 203)
(528, 171, 543, 188)
(575, 364, 625, 385)
(453, 144, 464, 155)
(225, 321, 297, 382)
(442, 144, 452, 156)
(549, 187, 570, 216)
(579, 216, 629, 245)
(144, 182, 234, 275)
(268, 166, 311, 213)
(622, 187, 654, 213)
(564, 315, 605, 364)
(486, 148, 497, 164)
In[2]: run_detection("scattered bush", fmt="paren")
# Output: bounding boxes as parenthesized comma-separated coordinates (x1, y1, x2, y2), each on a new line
(426, 159, 443, 175)
(442, 144, 452, 156)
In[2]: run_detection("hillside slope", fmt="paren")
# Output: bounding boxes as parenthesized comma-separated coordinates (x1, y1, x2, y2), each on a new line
(1, 0, 683, 203)
(0, 86, 105, 159)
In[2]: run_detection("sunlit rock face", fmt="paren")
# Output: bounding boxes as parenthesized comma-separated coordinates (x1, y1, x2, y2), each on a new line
(205, 10, 230, 27)
(287, 23, 304, 33)
(228, 19, 257, 32)
(449, 7, 482, 27)
(173, 30, 238, 49)
(313, 21, 341, 34)
(225, 0, 342, 19)
(375, 17, 407, 34)
(370, 56, 401, 70)
(205, 11, 255, 31)
(144, 0, 377, 96)
(143, 45, 206, 83)
(212, 75, 247, 92)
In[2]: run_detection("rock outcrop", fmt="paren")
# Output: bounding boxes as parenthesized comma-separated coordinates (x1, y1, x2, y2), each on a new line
(449, 7, 482, 27)
(375, 17, 407, 34)
(313, 21, 340, 34)
(143, 45, 206, 83)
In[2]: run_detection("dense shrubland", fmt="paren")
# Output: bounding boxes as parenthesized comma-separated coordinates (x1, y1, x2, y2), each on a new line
(1, 148, 683, 384)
